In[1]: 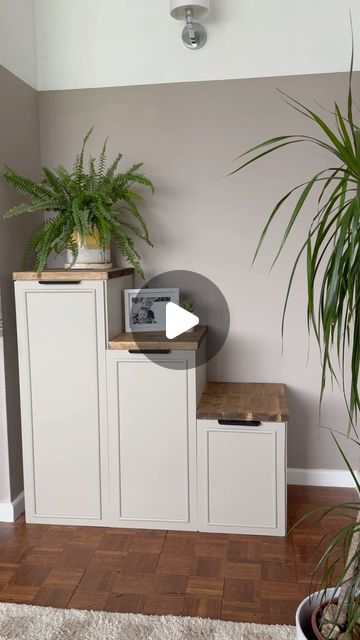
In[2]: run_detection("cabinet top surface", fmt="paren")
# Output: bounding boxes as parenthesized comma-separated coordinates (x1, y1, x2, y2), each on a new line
(197, 382, 289, 422)
(109, 325, 207, 350)
(13, 268, 134, 281)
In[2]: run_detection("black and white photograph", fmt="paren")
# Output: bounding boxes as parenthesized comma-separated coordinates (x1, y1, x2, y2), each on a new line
(124, 288, 179, 332)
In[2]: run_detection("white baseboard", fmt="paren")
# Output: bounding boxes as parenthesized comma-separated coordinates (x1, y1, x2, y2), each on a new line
(0, 491, 24, 522)
(288, 468, 359, 488)
(0, 475, 356, 525)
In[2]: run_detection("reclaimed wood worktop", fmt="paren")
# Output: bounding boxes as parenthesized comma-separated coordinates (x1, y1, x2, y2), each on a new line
(197, 382, 289, 422)
(109, 325, 207, 350)
(13, 268, 133, 281)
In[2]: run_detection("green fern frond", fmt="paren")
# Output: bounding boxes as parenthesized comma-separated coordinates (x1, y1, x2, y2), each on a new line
(27, 218, 56, 272)
(42, 167, 70, 202)
(97, 137, 108, 179)
(128, 173, 155, 193)
(128, 162, 143, 172)
(71, 200, 91, 238)
(88, 157, 96, 185)
(22, 225, 41, 269)
(112, 222, 144, 278)
(76, 126, 95, 179)
(4, 201, 56, 218)
(120, 195, 150, 240)
(103, 153, 123, 183)
(65, 234, 80, 269)
(121, 221, 154, 246)
(3, 168, 52, 201)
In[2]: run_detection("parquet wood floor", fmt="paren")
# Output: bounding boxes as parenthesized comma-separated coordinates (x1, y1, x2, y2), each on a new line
(0, 486, 356, 624)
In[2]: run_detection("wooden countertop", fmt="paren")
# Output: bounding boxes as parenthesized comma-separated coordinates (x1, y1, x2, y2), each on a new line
(13, 268, 134, 281)
(109, 325, 207, 350)
(197, 382, 289, 422)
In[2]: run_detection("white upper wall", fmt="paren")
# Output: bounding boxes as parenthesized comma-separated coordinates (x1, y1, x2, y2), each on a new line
(1, 1, 359, 91)
(0, 0, 37, 88)
(34, 0, 360, 91)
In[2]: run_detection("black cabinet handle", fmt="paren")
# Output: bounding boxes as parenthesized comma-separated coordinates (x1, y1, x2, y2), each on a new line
(38, 280, 81, 285)
(128, 349, 171, 354)
(218, 419, 261, 427)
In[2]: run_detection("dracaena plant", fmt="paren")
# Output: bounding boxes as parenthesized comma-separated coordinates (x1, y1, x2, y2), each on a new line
(233, 47, 360, 640)
(2, 127, 154, 278)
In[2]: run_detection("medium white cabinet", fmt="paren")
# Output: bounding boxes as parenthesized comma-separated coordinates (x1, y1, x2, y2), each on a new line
(14, 271, 132, 525)
(197, 419, 287, 536)
(106, 349, 205, 530)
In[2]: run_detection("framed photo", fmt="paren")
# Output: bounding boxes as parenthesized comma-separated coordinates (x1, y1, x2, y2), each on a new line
(124, 288, 179, 332)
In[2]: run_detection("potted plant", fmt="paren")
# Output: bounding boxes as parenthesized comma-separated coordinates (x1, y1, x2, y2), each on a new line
(2, 127, 154, 277)
(234, 46, 359, 640)
(180, 297, 197, 331)
(180, 297, 196, 313)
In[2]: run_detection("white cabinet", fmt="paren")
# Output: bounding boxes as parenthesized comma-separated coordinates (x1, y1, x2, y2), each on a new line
(14, 272, 132, 525)
(197, 419, 287, 536)
(106, 349, 203, 530)
(14, 273, 287, 536)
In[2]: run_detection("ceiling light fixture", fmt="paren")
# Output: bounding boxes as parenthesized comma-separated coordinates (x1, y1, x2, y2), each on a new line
(169, 1, 209, 50)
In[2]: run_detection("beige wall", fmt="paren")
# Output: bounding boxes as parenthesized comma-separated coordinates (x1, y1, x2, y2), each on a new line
(0, 62, 355, 507)
(39, 72, 359, 471)
(0, 65, 41, 501)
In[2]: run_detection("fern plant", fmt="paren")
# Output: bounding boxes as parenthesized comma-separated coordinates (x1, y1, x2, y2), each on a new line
(3, 127, 154, 277)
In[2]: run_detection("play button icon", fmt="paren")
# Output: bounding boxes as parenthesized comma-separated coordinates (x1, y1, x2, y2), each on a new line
(131, 269, 230, 370)
(166, 302, 199, 339)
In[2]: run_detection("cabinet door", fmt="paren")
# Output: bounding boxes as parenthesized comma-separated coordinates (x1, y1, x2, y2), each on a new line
(107, 351, 197, 529)
(197, 420, 286, 536)
(15, 281, 108, 524)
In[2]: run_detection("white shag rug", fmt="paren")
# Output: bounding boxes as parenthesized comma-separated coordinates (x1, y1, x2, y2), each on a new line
(0, 602, 296, 640)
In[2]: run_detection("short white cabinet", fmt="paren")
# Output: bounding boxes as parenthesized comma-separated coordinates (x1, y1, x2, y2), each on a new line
(197, 419, 287, 536)
(14, 271, 132, 525)
(106, 349, 204, 530)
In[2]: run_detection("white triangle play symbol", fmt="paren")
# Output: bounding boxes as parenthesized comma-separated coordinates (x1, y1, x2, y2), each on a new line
(166, 302, 199, 339)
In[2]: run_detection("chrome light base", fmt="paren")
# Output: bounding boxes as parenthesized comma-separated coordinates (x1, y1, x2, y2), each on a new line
(181, 8, 207, 49)
(181, 21, 207, 49)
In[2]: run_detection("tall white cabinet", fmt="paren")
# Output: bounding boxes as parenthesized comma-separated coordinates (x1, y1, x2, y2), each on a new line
(14, 270, 133, 526)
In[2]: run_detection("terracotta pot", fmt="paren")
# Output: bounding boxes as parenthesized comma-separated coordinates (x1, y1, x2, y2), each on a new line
(295, 588, 339, 640)
(311, 598, 338, 640)
(310, 601, 360, 640)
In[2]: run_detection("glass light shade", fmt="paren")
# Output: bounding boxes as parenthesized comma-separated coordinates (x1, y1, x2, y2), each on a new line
(170, 0, 209, 20)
